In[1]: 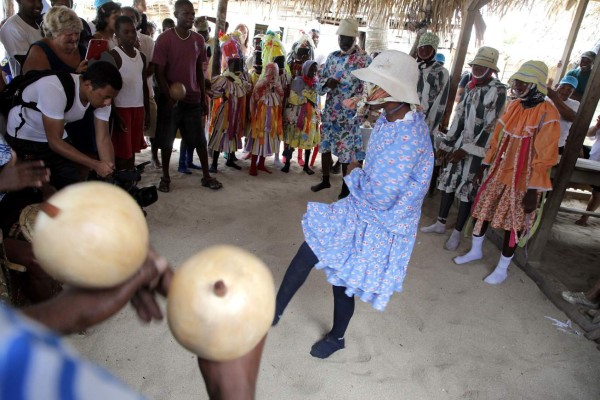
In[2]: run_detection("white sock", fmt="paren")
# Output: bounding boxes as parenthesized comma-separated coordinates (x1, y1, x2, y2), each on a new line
(454, 235, 484, 264)
(421, 220, 446, 234)
(444, 229, 461, 251)
(484, 254, 512, 284)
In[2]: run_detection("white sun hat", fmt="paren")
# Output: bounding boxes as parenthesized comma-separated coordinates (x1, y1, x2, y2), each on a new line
(351, 50, 420, 105)
(336, 18, 359, 37)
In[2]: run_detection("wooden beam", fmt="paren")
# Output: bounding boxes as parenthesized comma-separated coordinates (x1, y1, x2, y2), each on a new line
(525, 52, 600, 262)
(211, 0, 229, 78)
(553, 0, 588, 83)
(440, 5, 477, 129)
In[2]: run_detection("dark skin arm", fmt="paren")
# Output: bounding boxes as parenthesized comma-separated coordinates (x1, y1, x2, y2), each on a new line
(523, 188, 539, 214)
(22, 249, 172, 334)
(0, 155, 49, 192)
(546, 87, 576, 122)
(141, 53, 150, 128)
(155, 63, 176, 109)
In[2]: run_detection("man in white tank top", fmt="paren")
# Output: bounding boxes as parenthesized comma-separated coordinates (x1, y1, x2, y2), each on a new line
(109, 15, 149, 171)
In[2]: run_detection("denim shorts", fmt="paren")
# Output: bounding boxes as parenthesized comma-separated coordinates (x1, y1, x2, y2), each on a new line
(155, 94, 207, 151)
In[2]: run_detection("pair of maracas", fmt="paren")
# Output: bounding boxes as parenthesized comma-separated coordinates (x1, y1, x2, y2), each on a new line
(32, 182, 274, 361)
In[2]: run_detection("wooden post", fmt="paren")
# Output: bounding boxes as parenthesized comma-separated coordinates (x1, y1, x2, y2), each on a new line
(211, 0, 228, 78)
(2, 0, 14, 20)
(440, 0, 493, 130)
(526, 55, 600, 262)
(553, 0, 588, 83)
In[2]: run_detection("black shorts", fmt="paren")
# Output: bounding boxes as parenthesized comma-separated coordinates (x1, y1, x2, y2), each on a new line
(155, 94, 207, 151)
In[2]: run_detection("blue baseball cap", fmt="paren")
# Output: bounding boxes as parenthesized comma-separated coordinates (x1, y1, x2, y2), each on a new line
(559, 75, 578, 89)
(435, 53, 445, 64)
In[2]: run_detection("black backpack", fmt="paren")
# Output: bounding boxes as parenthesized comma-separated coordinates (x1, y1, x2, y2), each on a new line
(0, 70, 76, 136)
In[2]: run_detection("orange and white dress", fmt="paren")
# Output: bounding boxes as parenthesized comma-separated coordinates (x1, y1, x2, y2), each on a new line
(246, 63, 284, 156)
(472, 98, 560, 242)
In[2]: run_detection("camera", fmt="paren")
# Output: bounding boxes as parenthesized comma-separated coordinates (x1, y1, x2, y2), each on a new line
(103, 161, 158, 212)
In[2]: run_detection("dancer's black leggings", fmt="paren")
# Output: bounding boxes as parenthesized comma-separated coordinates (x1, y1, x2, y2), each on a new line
(438, 192, 472, 232)
(275, 242, 355, 338)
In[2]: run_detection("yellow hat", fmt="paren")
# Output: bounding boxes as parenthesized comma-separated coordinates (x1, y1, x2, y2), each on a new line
(509, 60, 549, 95)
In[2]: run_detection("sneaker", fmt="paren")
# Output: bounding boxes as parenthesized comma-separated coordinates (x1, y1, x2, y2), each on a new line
(561, 291, 599, 308)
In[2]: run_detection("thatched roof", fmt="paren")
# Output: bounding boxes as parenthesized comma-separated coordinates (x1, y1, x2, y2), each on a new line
(270, 0, 574, 34)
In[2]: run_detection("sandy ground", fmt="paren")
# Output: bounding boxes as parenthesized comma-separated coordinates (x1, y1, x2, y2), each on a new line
(68, 146, 600, 400)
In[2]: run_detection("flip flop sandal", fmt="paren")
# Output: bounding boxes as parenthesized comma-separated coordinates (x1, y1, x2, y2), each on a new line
(201, 177, 223, 190)
(158, 177, 171, 193)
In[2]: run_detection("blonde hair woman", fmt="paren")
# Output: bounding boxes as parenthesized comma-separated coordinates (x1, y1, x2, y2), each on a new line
(22, 6, 86, 74)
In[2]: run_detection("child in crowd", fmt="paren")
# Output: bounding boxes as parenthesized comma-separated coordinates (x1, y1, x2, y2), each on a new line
(109, 16, 149, 170)
(208, 57, 251, 172)
(247, 62, 284, 176)
(261, 31, 290, 168)
(282, 60, 320, 175)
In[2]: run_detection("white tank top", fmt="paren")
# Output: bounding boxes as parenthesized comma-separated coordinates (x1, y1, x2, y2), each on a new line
(114, 47, 144, 107)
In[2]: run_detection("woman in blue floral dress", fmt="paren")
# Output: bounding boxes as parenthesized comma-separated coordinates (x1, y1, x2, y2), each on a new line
(311, 18, 371, 198)
(273, 50, 433, 359)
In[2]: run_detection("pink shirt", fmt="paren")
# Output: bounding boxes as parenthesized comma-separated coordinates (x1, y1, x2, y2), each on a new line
(152, 29, 207, 103)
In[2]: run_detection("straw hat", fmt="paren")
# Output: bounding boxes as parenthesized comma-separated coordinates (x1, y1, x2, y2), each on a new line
(468, 46, 500, 72)
(336, 19, 359, 37)
(351, 50, 420, 105)
(509, 60, 549, 95)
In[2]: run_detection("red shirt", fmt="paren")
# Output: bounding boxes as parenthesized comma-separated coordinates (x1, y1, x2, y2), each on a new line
(152, 29, 207, 103)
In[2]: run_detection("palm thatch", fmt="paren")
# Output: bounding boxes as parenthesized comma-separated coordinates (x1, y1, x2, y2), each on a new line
(261, 0, 570, 34)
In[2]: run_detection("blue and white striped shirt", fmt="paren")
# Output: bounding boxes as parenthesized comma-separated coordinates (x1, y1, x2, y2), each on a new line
(0, 304, 145, 400)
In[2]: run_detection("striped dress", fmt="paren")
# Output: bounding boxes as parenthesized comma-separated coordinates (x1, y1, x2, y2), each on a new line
(437, 78, 507, 202)
(208, 72, 251, 153)
(417, 60, 450, 134)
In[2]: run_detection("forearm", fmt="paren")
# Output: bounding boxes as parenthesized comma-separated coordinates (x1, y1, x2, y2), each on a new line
(95, 120, 114, 164)
(48, 137, 98, 169)
(553, 99, 576, 122)
(156, 67, 170, 98)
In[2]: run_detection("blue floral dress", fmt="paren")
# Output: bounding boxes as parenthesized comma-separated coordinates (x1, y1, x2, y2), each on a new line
(316, 49, 371, 163)
(302, 111, 433, 311)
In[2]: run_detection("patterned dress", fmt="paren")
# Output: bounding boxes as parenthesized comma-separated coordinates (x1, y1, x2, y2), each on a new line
(302, 112, 433, 311)
(208, 72, 252, 153)
(437, 78, 507, 202)
(472, 99, 560, 241)
(417, 60, 450, 134)
(284, 61, 321, 149)
(316, 48, 371, 163)
(247, 64, 284, 156)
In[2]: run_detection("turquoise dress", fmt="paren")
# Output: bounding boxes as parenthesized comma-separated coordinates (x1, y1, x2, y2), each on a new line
(302, 111, 433, 311)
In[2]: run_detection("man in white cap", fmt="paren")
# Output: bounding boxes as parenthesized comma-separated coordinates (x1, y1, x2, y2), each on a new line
(416, 31, 450, 135)
(565, 51, 595, 102)
(311, 18, 371, 199)
(421, 46, 507, 252)
(272, 50, 433, 359)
